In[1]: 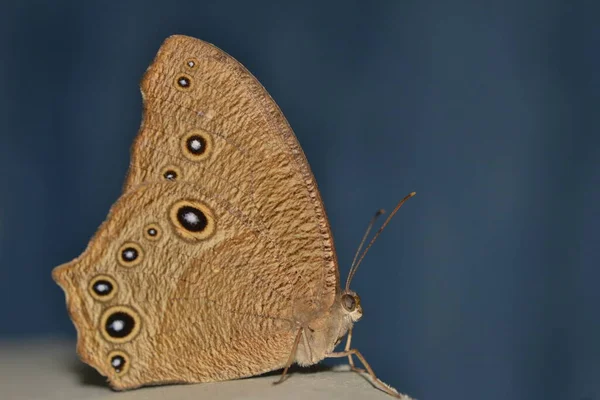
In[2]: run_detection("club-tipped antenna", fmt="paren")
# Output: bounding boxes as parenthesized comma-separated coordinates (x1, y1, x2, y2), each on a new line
(345, 192, 416, 291)
(345, 209, 386, 291)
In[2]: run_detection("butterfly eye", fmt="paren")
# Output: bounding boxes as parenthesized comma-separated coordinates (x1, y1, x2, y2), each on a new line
(174, 73, 192, 91)
(89, 275, 118, 301)
(117, 242, 144, 268)
(169, 200, 216, 241)
(100, 306, 141, 344)
(181, 130, 212, 162)
(107, 350, 130, 376)
(144, 223, 161, 241)
(341, 294, 356, 312)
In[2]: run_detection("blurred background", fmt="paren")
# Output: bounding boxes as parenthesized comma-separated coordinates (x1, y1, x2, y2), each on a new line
(0, 1, 598, 399)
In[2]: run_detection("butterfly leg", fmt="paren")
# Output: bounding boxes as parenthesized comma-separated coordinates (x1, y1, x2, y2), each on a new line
(274, 327, 303, 385)
(343, 327, 365, 373)
(327, 349, 410, 399)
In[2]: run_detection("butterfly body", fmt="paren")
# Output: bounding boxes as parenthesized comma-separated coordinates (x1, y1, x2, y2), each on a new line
(53, 35, 409, 399)
(292, 291, 362, 367)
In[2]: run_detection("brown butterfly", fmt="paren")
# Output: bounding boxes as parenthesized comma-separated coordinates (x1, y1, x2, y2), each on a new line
(52, 35, 415, 399)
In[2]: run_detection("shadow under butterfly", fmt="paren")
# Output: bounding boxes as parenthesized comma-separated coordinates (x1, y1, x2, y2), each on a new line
(52, 35, 416, 399)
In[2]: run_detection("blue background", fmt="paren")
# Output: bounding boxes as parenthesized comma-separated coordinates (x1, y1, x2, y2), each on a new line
(1, 1, 598, 399)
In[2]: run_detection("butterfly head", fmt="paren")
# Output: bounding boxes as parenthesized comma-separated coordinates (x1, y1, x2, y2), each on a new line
(340, 290, 362, 322)
(342, 192, 416, 324)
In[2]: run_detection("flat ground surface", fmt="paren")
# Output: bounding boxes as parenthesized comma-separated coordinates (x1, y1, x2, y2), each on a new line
(1, 340, 413, 400)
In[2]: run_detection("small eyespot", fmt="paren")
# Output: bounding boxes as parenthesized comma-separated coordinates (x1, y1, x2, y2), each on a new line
(164, 170, 177, 180)
(100, 306, 141, 344)
(180, 130, 212, 162)
(185, 58, 198, 69)
(341, 294, 356, 312)
(107, 350, 130, 376)
(169, 199, 216, 241)
(174, 73, 192, 91)
(89, 275, 117, 301)
(117, 242, 143, 268)
(144, 223, 162, 241)
(161, 165, 182, 181)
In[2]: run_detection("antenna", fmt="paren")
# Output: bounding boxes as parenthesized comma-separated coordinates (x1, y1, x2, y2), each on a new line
(345, 209, 386, 291)
(345, 192, 416, 291)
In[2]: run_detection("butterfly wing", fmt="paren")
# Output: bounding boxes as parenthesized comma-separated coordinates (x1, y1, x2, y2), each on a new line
(53, 36, 341, 389)
(125, 36, 339, 311)
(53, 181, 298, 389)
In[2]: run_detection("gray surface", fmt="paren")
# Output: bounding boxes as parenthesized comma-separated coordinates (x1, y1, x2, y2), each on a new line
(1, 340, 413, 400)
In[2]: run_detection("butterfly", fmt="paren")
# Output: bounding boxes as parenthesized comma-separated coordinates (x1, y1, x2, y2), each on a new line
(52, 35, 415, 399)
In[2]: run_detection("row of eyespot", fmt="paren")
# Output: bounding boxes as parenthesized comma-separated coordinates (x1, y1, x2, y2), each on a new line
(97, 59, 208, 378)
(90, 202, 216, 338)
(89, 199, 216, 377)
(90, 224, 151, 377)
(174, 57, 200, 91)
(88, 222, 161, 304)
(101, 306, 139, 377)
(107, 59, 210, 374)
(89, 202, 216, 321)
(162, 59, 214, 180)
(157, 130, 213, 183)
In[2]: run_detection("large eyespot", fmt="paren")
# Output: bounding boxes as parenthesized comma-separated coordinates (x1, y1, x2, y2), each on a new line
(107, 350, 130, 376)
(100, 306, 141, 344)
(180, 130, 212, 162)
(174, 73, 192, 91)
(185, 58, 198, 69)
(169, 200, 216, 241)
(161, 165, 182, 181)
(144, 223, 162, 241)
(89, 275, 117, 301)
(341, 293, 357, 312)
(117, 242, 143, 268)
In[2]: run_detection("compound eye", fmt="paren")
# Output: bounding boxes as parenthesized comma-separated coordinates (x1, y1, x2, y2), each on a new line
(341, 293, 356, 312)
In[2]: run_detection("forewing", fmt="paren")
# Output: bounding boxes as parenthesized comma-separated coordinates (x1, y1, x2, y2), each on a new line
(125, 36, 339, 312)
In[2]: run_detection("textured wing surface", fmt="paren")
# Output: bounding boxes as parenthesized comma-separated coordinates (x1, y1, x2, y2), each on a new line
(53, 36, 340, 389)
(125, 36, 339, 310)
(53, 182, 298, 389)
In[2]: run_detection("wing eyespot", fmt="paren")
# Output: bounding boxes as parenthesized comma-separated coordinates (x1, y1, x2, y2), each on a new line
(174, 73, 192, 91)
(161, 165, 182, 181)
(180, 130, 212, 162)
(185, 58, 198, 69)
(107, 350, 131, 376)
(169, 199, 216, 241)
(100, 306, 141, 344)
(89, 275, 118, 301)
(117, 242, 143, 268)
(144, 223, 162, 241)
